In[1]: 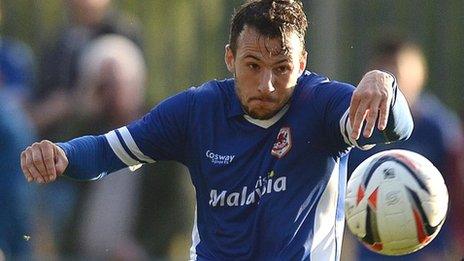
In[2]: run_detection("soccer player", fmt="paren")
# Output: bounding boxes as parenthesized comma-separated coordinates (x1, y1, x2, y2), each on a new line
(21, 0, 413, 260)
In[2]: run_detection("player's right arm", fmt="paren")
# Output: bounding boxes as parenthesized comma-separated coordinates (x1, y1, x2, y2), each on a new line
(20, 88, 193, 184)
(20, 135, 127, 183)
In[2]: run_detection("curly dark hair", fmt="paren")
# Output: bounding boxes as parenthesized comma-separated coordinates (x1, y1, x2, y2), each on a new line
(229, 0, 308, 55)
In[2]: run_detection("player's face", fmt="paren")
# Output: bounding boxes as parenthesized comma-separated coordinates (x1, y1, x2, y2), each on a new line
(225, 26, 307, 120)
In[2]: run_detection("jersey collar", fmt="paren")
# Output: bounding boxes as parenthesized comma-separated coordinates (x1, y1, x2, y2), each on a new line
(243, 104, 289, 129)
(226, 80, 291, 129)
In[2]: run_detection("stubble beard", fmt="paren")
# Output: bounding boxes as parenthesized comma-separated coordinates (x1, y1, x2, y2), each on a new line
(235, 85, 292, 120)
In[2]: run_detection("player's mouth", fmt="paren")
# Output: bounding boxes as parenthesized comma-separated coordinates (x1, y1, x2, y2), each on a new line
(248, 97, 277, 105)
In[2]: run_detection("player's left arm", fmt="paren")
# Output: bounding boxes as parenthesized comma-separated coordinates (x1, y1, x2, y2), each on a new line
(340, 70, 414, 149)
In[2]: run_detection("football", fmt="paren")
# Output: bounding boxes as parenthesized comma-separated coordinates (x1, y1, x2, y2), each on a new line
(345, 149, 448, 255)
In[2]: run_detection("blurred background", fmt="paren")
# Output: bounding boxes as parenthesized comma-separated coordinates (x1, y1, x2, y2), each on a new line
(0, 0, 462, 260)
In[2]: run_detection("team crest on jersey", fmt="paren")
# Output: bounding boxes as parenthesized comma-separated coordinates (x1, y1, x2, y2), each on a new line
(271, 127, 292, 158)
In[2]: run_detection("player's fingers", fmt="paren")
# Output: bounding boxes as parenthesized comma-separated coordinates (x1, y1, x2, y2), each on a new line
(31, 144, 47, 173)
(31, 143, 50, 183)
(23, 167, 35, 183)
(25, 151, 46, 183)
(23, 148, 38, 181)
(349, 93, 361, 131)
(20, 151, 33, 182)
(40, 141, 57, 181)
(377, 96, 392, 130)
(363, 98, 381, 138)
(351, 99, 369, 140)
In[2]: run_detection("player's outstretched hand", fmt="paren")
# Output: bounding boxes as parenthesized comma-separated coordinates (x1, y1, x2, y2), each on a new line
(20, 140, 68, 184)
(349, 70, 394, 140)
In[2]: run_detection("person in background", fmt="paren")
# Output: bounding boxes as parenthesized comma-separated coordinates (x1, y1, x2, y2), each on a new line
(0, 88, 36, 260)
(73, 34, 149, 260)
(348, 39, 464, 260)
(27, 0, 146, 258)
(0, 85, 36, 260)
(0, 2, 36, 259)
(31, 0, 143, 137)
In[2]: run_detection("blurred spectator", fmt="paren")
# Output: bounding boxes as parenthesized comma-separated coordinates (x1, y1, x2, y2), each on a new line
(0, 3, 36, 259)
(28, 0, 147, 259)
(0, 89, 36, 260)
(74, 34, 149, 260)
(347, 39, 464, 260)
(31, 0, 142, 138)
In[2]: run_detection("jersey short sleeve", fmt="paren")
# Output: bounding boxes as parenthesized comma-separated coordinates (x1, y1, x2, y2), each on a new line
(105, 88, 193, 166)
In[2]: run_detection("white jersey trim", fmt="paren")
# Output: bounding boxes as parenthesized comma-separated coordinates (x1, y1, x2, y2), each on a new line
(105, 130, 141, 167)
(189, 207, 200, 261)
(308, 160, 339, 261)
(243, 104, 289, 129)
(339, 109, 375, 150)
(335, 159, 347, 261)
(118, 127, 155, 163)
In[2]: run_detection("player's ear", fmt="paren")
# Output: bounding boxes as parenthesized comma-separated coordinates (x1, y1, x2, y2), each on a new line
(299, 50, 308, 75)
(225, 44, 235, 73)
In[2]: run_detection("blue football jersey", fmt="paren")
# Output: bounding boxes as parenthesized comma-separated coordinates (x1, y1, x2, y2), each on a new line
(60, 71, 413, 260)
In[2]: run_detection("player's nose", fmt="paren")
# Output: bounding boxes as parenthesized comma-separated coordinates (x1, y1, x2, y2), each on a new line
(258, 69, 275, 94)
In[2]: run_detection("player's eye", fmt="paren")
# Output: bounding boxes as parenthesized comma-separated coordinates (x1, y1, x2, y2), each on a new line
(274, 65, 290, 75)
(247, 63, 260, 71)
